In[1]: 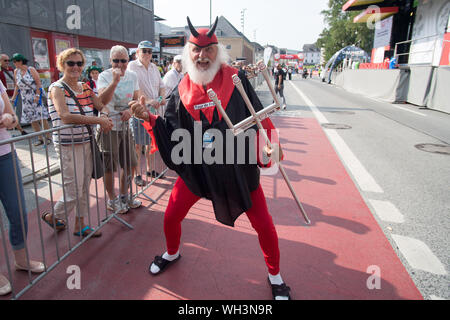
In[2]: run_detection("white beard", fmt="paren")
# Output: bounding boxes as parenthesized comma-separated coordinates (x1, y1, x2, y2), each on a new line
(182, 43, 230, 86)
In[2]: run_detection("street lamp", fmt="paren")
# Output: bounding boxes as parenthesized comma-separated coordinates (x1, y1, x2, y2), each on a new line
(241, 8, 247, 35)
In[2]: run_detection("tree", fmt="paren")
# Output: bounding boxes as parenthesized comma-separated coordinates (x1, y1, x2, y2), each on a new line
(316, 0, 374, 63)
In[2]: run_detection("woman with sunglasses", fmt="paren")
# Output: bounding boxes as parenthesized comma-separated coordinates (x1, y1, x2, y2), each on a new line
(10, 53, 51, 146)
(41, 48, 113, 238)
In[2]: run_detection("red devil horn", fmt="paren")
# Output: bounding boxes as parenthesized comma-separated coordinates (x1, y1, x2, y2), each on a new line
(207, 17, 218, 38)
(187, 16, 199, 38)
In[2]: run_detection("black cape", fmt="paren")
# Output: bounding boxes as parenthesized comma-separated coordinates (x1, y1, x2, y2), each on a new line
(153, 72, 266, 227)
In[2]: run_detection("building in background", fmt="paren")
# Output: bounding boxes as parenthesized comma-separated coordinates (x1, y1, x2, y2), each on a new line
(161, 15, 260, 65)
(252, 42, 265, 64)
(303, 44, 321, 65)
(213, 16, 256, 64)
(154, 18, 184, 64)
(0, 0, 155, 88)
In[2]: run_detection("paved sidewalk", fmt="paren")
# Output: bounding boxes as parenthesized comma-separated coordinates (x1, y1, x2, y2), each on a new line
(8, 129, 60, 185)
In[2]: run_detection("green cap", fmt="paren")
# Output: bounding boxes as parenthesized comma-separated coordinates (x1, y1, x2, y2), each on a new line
(12, 53, 26, 62)
(87, 65, 103, 73)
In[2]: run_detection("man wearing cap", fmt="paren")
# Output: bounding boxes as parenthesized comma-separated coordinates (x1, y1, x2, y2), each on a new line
(130, 17, 291, 300)
(162, 55, 183, 99)
(128, 41, 166, 185)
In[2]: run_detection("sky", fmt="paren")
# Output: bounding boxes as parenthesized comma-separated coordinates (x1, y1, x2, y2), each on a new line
(153, 0, 329, 51)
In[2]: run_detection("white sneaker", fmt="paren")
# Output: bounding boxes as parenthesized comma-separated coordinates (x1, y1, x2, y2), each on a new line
(107, 197, 129, 214)
(121, 195, 141, 209)
(0, 275, 11, 296)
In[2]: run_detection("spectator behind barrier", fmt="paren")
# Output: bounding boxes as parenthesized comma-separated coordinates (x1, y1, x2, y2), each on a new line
(1, 81, 45, 296)
(97, 45, 142, 214)
(42, 48, 113, 238)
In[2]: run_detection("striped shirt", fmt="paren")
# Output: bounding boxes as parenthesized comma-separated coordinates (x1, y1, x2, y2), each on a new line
(48, 81, 95, 145)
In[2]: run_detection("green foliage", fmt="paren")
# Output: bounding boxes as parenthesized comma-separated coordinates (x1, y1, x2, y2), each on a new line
(316, 0, 374, 63)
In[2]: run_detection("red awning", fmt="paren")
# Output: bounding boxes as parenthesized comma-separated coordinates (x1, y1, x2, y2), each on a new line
(342, 0, 384, 12)
(353, 6, 399, 23)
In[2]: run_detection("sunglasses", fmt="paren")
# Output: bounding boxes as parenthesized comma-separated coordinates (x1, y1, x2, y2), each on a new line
(3, 59, 10, 62)
(141, 49, 152, 54)
(112, 59, 128, 64)
(66, 61, 83, 67)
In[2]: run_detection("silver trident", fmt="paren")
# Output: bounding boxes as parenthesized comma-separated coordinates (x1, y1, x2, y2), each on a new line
(207, 60, 311, 225)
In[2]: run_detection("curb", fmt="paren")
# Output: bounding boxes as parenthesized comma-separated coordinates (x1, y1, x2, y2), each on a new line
(22, 162, 61, 185)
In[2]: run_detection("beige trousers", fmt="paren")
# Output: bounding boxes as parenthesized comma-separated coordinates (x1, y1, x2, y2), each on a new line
(53, 142, 93, 220)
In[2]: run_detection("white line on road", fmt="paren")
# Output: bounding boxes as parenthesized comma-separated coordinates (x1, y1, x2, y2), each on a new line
(366, 96, 426, 116)
(288, 81, 383, 193)
(391, 234, 447, 275)
(429, 295, 447, 300)
(390, 104, 427, 117)
(367, 199, 405, 223)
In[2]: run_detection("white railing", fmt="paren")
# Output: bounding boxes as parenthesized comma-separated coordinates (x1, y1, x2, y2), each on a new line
(394, 34, 446, 66)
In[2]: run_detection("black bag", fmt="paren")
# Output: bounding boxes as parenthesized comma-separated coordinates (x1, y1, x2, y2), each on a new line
(60, 82, 104, 179)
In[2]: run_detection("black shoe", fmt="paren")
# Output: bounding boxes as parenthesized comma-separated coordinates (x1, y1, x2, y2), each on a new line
(268, 277, 291, 300)
(21, 131, 28, 136)
(149, 254, 181, 275)
(146, 170, 160, 178)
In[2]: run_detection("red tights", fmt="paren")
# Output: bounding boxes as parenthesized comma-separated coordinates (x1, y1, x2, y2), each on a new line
(164, 177, 280, 275)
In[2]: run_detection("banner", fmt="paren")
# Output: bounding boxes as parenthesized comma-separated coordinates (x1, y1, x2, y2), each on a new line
(160, 36, 185, 48)
(263, 47, 272, 65)
(32, 38, 50, 69)
(373, 16, 393, 49)
(274, 54, 303, 61)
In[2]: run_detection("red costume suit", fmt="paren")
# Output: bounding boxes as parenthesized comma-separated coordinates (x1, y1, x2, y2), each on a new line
(142, 63, 282, 275)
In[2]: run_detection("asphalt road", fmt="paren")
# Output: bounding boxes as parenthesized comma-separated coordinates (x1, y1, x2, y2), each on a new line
(261, 73, 450, 300)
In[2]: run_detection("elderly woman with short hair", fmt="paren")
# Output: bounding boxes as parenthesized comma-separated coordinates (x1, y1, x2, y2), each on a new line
(41, 48, 113, 238)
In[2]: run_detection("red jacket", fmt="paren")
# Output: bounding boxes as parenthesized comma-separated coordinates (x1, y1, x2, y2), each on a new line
(0, 67, 15, 97)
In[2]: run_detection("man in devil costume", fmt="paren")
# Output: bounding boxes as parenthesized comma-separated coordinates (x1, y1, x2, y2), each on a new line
(130, 17, 291, 300)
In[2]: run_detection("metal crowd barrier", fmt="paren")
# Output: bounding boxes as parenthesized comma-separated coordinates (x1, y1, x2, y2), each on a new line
(0, 117, 167, 300)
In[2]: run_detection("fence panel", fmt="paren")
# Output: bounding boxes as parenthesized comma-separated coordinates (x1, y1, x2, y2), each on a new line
(0, 118, 168, 299)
